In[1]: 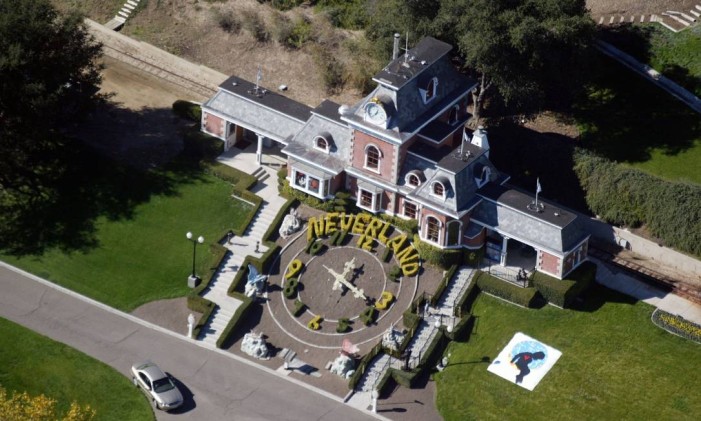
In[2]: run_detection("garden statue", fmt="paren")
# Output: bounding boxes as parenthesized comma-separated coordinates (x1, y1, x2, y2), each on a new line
(382, 324, 405, 352)
(241, 331, 270, 360)
(245, 264, 267, 298)
(279, 207, 301, 239)
(329, 353, 356, 379)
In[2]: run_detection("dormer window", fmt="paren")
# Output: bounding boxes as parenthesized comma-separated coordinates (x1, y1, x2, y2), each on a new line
(421, 77, 438, 104)
(449, 104, 459, 125)
(478, 167, 491, 188)
(365, 145, 381, 172)
(407, 174, 420, 187)
(432, 181, 445, 197)
(315, 136, 329, 153)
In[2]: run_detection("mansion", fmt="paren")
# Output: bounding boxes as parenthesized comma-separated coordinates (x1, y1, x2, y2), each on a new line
(200, 37, 589, 280)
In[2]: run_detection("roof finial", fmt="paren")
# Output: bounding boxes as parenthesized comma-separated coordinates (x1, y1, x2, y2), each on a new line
(255, 65, 263, 94)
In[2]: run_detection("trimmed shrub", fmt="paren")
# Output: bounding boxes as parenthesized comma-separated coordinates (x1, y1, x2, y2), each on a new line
(413, 236, 463, 269)
(475, 272, 543, 308)
(329, 230, 342, 245)
(292, 299, 306, 317)
(204, 161, 258, 191)
(388, 265, 402, 281)
(336, 230, 349, 246)
(172, 100, 202, 122)
(336, 318, 351, 333)
(216, 293, 254, 348)
(284, 277, 299, 299)
(402, 308, 420, 333)
(307, 239, 324, 255)
(532, 261, 597, 308)
(574, 149, 701, 256)
(380, 246, 393, 262)
(360, 306, 377, 326)
(187, 297, 215, 339)
(447, 314, 475, 342)
(308, 315, 323, 330)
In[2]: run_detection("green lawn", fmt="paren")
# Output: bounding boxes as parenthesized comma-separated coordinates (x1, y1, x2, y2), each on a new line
(1, 171, 253, 311)
(647, 25, 701, 97)
(0, 317, 152, 420)
(435, 286, 701, 420)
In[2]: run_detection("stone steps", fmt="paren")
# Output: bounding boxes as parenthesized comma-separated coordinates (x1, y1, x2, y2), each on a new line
(199, 306, 235, 345)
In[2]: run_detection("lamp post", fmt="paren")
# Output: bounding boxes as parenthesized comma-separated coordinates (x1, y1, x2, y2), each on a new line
(186, 231, 204, 288)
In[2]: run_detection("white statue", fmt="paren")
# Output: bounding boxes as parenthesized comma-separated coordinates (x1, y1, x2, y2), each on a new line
(329, 353, 356, 379)
(279, 207, 301, 239)
(241, 331, 270, 360)
(245, 264, 267, 298)
(382, 324, 405, 352)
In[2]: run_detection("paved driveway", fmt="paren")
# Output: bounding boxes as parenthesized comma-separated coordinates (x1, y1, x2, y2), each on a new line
(0, 263, 377, 421)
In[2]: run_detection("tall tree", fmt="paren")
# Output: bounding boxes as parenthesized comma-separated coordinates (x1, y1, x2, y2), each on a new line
(0, 0, 103, 195)
(442, 0, 596, 124)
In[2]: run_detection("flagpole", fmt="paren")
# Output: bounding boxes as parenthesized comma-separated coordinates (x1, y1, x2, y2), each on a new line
(535, 177, 540, 209)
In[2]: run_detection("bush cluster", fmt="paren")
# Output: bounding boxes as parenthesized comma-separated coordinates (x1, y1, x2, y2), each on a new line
(475, 272, 543, 308)
(388, 265, 402, 281)
(172, 100, 202, 122)
(336, 317, 351, 333)
(284, 277, 299, 299)
(532, 261, 596, 308)
(574, 149, 701, 256)
(360, 306, 377, 326)
(413, 235, 462, 269)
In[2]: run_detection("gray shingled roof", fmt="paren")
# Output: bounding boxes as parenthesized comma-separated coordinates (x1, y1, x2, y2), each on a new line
(341, 40, 476, 144)
(472, 184, 588, 253)
(282, 113, 352, 175)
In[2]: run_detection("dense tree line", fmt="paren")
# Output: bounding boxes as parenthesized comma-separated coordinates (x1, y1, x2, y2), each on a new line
(574, 149, 701, 256)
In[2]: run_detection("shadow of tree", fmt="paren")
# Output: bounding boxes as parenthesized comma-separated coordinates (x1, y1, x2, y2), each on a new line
(488, 122, 591, 214)
(0, 102, 212, 255)
(573, 47, 701, 164)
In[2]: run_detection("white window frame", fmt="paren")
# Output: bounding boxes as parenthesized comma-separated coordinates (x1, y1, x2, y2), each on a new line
(403, 200, 418, 219)
(364, 144, 382, 173)
(314, 136, 329, 153)
(476, 167, 491, 188)
(291, 168, 326, 199)
(420, 77, 438, 104)
(357, 188, 379, 212)
(449, 104, 460, 125)
(432, 181, 446, 198)
(424, 215, 442, 245)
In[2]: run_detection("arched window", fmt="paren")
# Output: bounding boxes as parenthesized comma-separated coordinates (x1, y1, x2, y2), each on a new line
(478, 167, 491, 188)
(408, 174, 420, 187)
(426, 216, 440, 243)
(315, 136, 328, 152)
(446, 220, 461, 246)
(433, 181, 444, 197)
(365, 145, 380, 171)
(449, 105, 459, 124)
(425, 78, 437, 102)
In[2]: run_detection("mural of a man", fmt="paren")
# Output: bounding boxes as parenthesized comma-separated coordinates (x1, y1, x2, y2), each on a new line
(511, 351, 545, 384)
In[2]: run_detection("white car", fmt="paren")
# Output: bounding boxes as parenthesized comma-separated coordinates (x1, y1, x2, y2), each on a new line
(131, 361, 184, 411)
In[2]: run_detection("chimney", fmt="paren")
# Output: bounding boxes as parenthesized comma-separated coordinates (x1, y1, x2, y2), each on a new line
(471, 126, 490, 157)
(392, 33, 401, 60)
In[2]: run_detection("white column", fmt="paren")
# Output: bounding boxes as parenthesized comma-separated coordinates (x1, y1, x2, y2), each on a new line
(500, 236, 509, 266)
(256, 134, 263, 166)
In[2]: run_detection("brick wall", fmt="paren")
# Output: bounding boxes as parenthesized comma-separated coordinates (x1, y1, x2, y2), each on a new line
(202, 112, 225, 138)
(538, 250, 561, 278)
(351, 131, 395, 182)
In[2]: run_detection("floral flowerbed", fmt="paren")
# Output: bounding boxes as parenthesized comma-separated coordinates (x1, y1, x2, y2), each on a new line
(651, 309, 701, 344)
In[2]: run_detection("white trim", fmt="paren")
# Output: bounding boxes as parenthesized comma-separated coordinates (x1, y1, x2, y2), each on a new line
(356, 188, 380, 213)
(363, 144, 382, 173)
(291, 169, 327, 200)
(445, 219, 462, 246)
(346, 169, 399, 193)
(402, 199, 418, 220)
(420, 77, 438, 104)
(422, 215, 443, 246)
(431, 181, 446, 199)
(314, 135, 330, 153)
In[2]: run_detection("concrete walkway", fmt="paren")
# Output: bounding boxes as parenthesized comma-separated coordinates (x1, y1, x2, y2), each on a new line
(197, 146, 289, 345)
(592, 258, 701, 325)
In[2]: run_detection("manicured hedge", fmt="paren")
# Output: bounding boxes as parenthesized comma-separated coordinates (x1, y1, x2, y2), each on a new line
(475, 272, 543, 308)
(532, 261, 597, 308)
(360, 306, 377, 326)
(413, 235, 463, 269)
(454, 276, 480, 316)
(216, 292, 254, 348)
(172, 99, 202, 122)
(336, 318, 351, 333)
(187, 243, 229, 337)
(188, 297, 215, 339)
(574, 149, 701, 256)
(205, 161, 258, 191)
(446, 314, 475, 342)
(292, 299, 306, 317)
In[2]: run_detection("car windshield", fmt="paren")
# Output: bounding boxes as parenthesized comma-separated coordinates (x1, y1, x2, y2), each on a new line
(152, 377, 175, 393)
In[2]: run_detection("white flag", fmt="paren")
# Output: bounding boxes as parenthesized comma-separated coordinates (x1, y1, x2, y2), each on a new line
(536, 178, 542, 194)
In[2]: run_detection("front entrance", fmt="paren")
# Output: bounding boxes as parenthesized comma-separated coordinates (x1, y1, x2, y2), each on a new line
(483, 232, 537, 286)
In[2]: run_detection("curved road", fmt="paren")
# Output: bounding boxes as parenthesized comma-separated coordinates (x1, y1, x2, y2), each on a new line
(0, 262, 377, 421)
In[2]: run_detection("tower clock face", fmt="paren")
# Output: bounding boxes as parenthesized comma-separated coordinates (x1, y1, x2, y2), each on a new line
(365, 102, 387, 125)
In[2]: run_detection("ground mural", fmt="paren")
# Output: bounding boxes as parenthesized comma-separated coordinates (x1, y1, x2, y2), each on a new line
(487, 332, 562, 391)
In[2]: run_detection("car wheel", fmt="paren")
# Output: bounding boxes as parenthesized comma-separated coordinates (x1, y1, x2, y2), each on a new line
(132, 377, 138, 387)
(152, 399, 160, 410)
